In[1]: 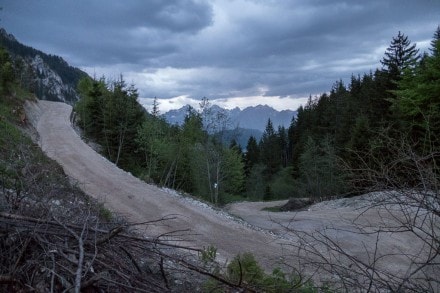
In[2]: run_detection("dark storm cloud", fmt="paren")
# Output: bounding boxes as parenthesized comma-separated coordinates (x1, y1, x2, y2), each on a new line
(2, 0, 213, 65)
(1, 0, 438, 108)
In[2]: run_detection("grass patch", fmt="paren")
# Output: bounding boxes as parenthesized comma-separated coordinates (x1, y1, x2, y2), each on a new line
(98, 204, 113, 221)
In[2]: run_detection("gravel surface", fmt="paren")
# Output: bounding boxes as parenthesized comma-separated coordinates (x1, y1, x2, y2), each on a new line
(27, 100, 434, 287)
(28, 100, 291, 269)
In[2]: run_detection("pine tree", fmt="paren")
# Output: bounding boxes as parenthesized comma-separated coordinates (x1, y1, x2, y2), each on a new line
(259, 119, 281, 178)
(430, 26, 440, 57)
(297, 136, 347, 199)
(244, 136, 259, 176)
(151, 97, 160, 117)
(277, 126, 288, 168)
(229, 139, 243, 157)
(381, 31, 420, 77)
(392, 27, 440, 148)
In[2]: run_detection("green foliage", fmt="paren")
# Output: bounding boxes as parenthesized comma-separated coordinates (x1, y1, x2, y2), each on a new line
(73, 27, 440, 206)
(136, 115, 179, 184)
(77, 91, 247, 204)
(75, 77, 105, 138)
(381, 31, 420, 77)
(98, 204, 113, 221)
(347, 114, 371, 153)
(0, 47, 14, 92)
(227, 252, 264, 285)
(295, 136, 348, 199)
(200, 245, 217, 264)
(203, 252, 321, 292)
(274, 29, 440, 199)
(259, 118, 282, 178)
(0, 116, 27, 193)
(245, 164, 266, 200)
(222, 147, 245, 195)
(244, 135, 259, 175)
(75, 76, 145, 167)
(270, 167, 296, 199)
(391, 28, 440, 150)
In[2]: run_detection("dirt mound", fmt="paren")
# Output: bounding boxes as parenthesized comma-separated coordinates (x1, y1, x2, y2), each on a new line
(279, 198, 313, 211)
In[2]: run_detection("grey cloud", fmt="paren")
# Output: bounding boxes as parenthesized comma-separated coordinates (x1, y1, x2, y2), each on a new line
(1, 0, 438, 107)
(2, 0, 213, 66)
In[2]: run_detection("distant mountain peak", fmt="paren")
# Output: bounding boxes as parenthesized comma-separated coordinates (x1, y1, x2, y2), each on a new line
(163, 104, 296, 132)
(0, 28, 17, 42)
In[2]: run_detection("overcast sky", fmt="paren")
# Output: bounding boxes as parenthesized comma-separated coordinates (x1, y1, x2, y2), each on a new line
(1, 1, 438, 111)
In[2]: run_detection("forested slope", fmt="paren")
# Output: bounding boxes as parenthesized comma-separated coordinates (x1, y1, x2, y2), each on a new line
(75, 27, 440, 205)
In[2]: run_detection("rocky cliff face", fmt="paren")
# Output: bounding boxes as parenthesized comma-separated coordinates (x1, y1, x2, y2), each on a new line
(0, 28, 88, 104)
(30, 54, 80, 103)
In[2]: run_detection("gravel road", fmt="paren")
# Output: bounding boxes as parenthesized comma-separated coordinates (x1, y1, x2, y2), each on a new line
(27, 100, 291, 268)
(26, 100, 433, 287)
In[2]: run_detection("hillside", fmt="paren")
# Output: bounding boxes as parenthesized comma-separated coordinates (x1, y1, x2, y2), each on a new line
(0, 58, 257, 293)
(0, 28, 88, 104)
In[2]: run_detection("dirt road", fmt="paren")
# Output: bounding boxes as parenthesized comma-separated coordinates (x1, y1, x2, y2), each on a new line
(26, 100, 433, 287)
(27, 100, 291, 268)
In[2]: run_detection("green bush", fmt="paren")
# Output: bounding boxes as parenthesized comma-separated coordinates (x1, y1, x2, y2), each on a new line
(202, 252, 323, 292)
(227, 252, 264, 285)
(200, 245, 217, 264)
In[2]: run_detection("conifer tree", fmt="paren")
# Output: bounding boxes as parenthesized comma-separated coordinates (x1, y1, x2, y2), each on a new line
(244, 136, 259, 176)
(259, 119, 281, 178)
(392, 27, 440, 148)
(151, 97, 160, 117)
(430, 26, 440, 57)
(381, 31, 420, 77)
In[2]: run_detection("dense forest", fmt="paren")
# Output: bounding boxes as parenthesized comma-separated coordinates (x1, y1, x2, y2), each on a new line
(74, 27, 440, 205)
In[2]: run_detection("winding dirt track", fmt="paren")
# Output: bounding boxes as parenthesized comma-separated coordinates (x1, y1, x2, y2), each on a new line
(27, 100, 290, 268)
(26, 100, 429, 285)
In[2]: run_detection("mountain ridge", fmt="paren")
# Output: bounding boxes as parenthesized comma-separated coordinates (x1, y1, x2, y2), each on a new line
(163, 104, 296, 132)
(0, 28, 88, 104)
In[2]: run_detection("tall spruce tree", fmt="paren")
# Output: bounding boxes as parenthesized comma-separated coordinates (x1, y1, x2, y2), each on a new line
(244, 136, 260, 176)
(381, 31, 420, 78)
(259, 119, 281, 178)
(392, 27, 440, 149)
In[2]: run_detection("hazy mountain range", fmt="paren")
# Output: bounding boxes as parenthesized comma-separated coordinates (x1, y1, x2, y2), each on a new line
(163, 104, 296, 148)
(164, 104, 296, 132)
